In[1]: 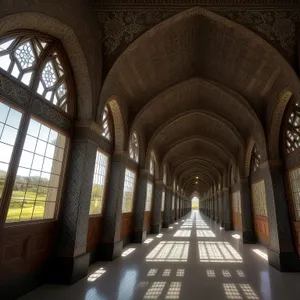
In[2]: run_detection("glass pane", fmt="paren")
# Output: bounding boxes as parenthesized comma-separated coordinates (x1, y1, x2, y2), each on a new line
(122, 169, 136, 213)
(6, 118, 67, 223)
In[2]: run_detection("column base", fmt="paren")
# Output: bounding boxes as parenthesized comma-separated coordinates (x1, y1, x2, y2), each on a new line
(224, 222, 233, 231)
(132, 229, 147, 243)
(98, 240, 123, 261)
(268, 248, 300, 272)
(162, 221, 170, 228)
(151, 224, 161, 234)
(242, 230, 257, 244)
(48, 252, 90, 284)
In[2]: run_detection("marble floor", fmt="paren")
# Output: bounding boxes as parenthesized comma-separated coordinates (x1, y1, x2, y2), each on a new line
(19, 211, 300, 300)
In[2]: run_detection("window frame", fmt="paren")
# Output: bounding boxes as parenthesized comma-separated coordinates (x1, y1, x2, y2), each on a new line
(89, 149, 110, 217)
(121, 168, 137, 214)
(0, 31, 74, 226)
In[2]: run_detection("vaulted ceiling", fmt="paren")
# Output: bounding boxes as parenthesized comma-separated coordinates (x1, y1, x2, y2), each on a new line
(100, 6, 300, 198)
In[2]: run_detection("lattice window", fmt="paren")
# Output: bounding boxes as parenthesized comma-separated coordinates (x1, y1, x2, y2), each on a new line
(102, 105, 111, 141)
(122, 168, 136, 213)
(163, 164, 167, 185)
(0, 35, 69, 112)
(89, 151, 109, 215)
(250, 145, 261, 173)
(251, 180, 267, 217)
(0, 102, 23, 198)
(286, 101, 300, 154)
(161, 189, 165, 212)
(145, 181, 153, 212)
(129, 131, 139, 163)
(289, 167, 300, 221)
(7, 118, 66, 222)
(232, 191, 241, 214)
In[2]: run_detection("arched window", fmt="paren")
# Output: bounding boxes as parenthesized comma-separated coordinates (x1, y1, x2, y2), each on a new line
(0, 32, 73, 223)
(286, 100, 300, 154)
(250, 145, 260, 173)
(149, 154, 155, 176)
(129, 131, 139, 163)
(0, 35, 69, 112)
(102, 105, 111, 141)
(163, 164, 167, 185)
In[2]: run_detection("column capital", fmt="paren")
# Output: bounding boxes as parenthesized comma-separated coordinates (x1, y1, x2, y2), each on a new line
(139, 168, 150, 179)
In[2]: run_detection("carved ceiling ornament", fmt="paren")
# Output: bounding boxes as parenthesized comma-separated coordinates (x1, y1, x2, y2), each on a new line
(93, 3, 300, 70)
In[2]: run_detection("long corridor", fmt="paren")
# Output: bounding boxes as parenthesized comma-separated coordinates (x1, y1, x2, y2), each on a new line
(19, 211, 300, 300)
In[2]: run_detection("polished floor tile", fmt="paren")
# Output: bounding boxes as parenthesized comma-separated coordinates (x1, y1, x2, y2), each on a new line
(19, 211, 300, 300)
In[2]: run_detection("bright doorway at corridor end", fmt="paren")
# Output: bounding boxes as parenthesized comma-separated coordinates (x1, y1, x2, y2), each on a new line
(192, 196, 199, 210)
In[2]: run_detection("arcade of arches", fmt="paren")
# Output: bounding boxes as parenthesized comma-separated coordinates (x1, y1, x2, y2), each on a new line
(0, 1, 300, 299)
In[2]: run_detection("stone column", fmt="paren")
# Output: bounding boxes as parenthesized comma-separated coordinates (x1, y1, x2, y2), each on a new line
(171, 192, 175, 223)
(163, 186, 172, 228)
(151, 180, 163, 234)
(218, 190, 223, 225)
(100, 151, 128, 259)
(132, 169, 149, 243)
(49, 122, 98, 284)
(240, 178, 256, 243)
(222, 187, 232, 230)
(262, 160, 300, 271)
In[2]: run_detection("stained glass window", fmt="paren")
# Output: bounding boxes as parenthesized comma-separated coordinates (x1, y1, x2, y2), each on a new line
(102, 105, 111, 141)
(129, 131, 139, 163)
(145, 182, 153, 212)
(89, 151, 109, 215)
(122, 169, 136, 213)
(250, 145, 260, 173)
(0, 35, 68, 112)
(286, 101, 300, 154)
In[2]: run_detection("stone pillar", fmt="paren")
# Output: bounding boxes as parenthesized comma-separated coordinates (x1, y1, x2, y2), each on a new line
(49, 123, 98, 284)
(100, 152, 128, 260)
(132, 169, 149, 243)
(171, 192, 175, 223)
(151, 180, 163, 234)
(262, 161, 300, 271)
(163, 186, 172, 228)
(222, 187, 232, 231)
(240, 178, 256, 243)
(218, 190, 223, 225)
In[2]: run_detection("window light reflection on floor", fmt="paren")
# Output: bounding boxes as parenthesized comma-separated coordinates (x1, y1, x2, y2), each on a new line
(165, 282, 181, 299)
(197, 230, 216, 237)
(239, 284, 259, 299)
(236, 270, 245, 277)
(174, 230, 191, 237)
(143, 281, 166, 299)
(144, 238, 154, 244)
(206, 269, 216, 278)
(146, 241, 189, 262)
(169, 226, 174, 229)
(223, 284, 242, 299)
(222, 270, 231, 277)
(139, 281, 149, 288)
(175, 222, 179, 224)
(176, 269, 185, 277)
(87, 267, 106, 282)
(252, 249, 268, 261)
(147, 269, 158, 276)
(156, 233, 163, 238)
(162, 269, 171, 276)
(122, 248, 136, 257)
(232, 234, 241, 239)
(198, 242, 243, 263)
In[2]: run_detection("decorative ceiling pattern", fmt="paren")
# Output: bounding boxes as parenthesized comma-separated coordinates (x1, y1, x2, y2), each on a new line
(90, 0, 300, 72)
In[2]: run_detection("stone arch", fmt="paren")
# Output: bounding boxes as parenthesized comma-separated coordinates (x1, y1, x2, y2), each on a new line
(0, 12, 93, 120)
(244, 139, 256, 178)
(268, 89, 294, 160)
(105, 97, 126, 152)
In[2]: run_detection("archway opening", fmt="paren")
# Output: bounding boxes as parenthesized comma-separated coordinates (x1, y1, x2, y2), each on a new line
(192, 197, 199, 210)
